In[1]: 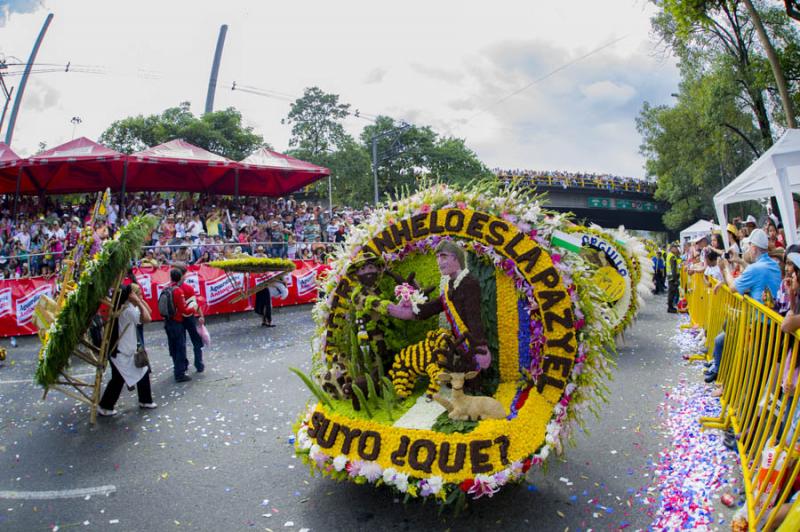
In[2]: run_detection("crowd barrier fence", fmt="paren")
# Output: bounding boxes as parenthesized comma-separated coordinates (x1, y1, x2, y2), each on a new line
(684, 272, 800, 530)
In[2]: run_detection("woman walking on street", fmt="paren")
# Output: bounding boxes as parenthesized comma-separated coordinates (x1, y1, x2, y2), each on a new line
(97, 284, 157, 416)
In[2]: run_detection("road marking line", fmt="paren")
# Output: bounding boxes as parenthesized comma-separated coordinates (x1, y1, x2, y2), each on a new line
(0, 485, 116, 500)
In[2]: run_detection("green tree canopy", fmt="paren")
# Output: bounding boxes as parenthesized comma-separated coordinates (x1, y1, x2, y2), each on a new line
(283, 88, 490, 205)
(283, 86, 351, 156)
(99, 102, 267, 160)
(637, 65, 760, 230)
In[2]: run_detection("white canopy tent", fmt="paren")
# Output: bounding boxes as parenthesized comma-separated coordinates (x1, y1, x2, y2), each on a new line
(714, 129, 800, 248)
(680, 219, 718, 243)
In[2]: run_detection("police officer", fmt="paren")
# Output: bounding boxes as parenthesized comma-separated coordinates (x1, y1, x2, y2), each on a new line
(666, 242, 680, 313)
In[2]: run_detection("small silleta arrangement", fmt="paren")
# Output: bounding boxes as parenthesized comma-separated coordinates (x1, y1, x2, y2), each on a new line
(291, 182, 618, 508)
(207, 257, 296, 273)
(563, 225, 649, 337)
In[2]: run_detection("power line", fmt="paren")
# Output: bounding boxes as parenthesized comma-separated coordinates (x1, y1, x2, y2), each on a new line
(463, 34, 630, 125)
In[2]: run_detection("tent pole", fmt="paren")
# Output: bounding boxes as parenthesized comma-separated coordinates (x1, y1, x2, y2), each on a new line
(13, 165, 21, 221)
(774, 168, 797, 247)
(234, 167, 239, 200)
(714, 198, 729, 250)
(120, 160, 128, 220)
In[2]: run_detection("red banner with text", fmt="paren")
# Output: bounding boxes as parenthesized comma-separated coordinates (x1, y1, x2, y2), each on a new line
(0, 260, 329, 337)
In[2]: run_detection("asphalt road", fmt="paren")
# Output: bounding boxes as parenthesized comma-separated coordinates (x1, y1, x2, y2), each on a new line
(0, 295, 705, 531)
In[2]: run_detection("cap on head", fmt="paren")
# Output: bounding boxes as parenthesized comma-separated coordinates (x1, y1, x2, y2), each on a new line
(746, 215, 758, 226)
(435, 240, 466, 269)
(749, 228, 769, 250)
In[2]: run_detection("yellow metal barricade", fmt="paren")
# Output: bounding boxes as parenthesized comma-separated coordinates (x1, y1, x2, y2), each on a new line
(687, 276, 800, 530)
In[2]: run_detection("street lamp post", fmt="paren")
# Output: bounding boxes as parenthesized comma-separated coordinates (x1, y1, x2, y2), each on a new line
(70, 116, 82, 139)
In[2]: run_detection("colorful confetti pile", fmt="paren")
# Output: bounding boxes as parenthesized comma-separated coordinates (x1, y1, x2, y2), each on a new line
(648, 322, 740, 530)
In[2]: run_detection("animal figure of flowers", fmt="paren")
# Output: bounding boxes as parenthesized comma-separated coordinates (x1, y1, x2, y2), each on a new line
(393, 282, 427, 314)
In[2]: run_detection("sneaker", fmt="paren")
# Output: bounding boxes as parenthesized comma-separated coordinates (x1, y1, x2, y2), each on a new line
(195, 365, 205, 373)
(175, 374, 192, 383)
(139, 402, 158, 409)
(97, 406, 117, 417)
(704, 372, 718, 383)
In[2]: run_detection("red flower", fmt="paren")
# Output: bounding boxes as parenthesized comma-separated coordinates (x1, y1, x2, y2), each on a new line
(459, 479, 474, 492)
(419, 204, 432, 213)
(521, 458, 532, 473)
(514, 386, 532, 411)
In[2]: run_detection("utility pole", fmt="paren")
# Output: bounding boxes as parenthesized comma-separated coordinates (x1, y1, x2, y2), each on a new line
(0, 57, 13, 135)
(5, 13, 54, 146)
(204, 24, 228, 115)
(370, 122, 412, 205)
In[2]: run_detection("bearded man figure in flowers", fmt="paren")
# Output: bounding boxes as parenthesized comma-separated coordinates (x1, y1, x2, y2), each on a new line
(349, 252, 391, 361)
(387, 240, 491, 397)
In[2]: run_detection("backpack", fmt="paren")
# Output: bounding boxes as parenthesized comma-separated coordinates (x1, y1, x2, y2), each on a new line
(158, 286, 176, 319)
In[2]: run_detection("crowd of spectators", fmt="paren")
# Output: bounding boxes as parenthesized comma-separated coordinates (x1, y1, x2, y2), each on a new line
(0, 193, 372, 279)
(677, 203, 800, 527)
(495, 168, 657, 194)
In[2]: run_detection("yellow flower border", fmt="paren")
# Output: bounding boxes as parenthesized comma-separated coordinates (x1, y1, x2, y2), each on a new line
(303, 208, 577, 482)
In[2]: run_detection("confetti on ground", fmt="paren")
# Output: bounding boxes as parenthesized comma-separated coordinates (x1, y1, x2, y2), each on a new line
(649, 322, 739, 530)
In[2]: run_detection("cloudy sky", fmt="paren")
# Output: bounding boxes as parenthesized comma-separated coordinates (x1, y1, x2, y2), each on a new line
(0, 0, 679, 176)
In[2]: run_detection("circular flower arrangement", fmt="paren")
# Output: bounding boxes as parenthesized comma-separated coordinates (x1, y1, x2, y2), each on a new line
(292, 183, 616, 507)
(565, 225, 639, 337)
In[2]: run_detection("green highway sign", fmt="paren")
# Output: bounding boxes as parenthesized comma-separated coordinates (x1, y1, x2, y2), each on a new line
(587, 197, 659, 212)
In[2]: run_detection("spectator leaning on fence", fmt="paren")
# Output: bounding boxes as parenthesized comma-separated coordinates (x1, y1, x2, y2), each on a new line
(706, 229, 782, 385)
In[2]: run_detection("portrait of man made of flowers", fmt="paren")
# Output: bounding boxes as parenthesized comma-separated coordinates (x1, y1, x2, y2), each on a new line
(319, 244, 509, 427)
(317, 222, 564, 432)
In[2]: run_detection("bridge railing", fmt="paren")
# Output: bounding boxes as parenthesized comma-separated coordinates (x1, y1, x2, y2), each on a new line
(684, 272, 800, 531)
(496, 173, 657, 195)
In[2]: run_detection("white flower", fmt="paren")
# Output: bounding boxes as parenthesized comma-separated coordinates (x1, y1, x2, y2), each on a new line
(333, 454, 348, 472)
(296, 427, 312, 451)
(382, 467, 397, 485)
(539, 445, 550, 461)
(394, 472, 409, 493)
(421, 475, 443, 497)
(360, 461, 383, 483)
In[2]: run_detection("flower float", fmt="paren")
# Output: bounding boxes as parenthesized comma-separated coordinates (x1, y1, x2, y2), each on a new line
(292, 182, 616, 508)
(560, 225, 641, 337)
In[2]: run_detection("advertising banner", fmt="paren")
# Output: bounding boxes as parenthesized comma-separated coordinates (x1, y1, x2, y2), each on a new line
(0, 260, 330, 337)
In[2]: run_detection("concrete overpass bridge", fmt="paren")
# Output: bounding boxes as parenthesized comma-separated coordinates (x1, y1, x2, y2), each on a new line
(499, 174, 668, 232)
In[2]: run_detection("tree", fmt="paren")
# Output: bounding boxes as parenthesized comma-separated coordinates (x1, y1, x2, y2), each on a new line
(637, 67, 760, 230)
(99, 102, 267, 160)
(283, 87, 351, 156)
(663, 0, 797, 129)
(656, 1, 776, 151)
(360, 116, 490, 200)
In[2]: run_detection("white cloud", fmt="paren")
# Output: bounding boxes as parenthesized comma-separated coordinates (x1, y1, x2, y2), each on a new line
(0, 0, 678, 176)
(580, 80, 636, 106)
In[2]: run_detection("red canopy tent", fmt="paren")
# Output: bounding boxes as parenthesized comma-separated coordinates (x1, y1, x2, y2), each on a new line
(124, 139, 236, 193)
(16, 137, 126, 195)
(212, 147, 329, 196)
(0, 143, 23, 194)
